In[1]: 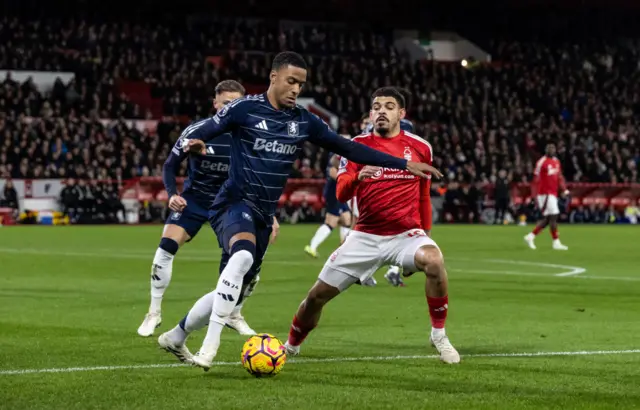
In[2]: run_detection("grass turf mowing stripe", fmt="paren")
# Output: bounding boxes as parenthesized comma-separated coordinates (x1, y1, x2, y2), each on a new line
(2, 349, 639, 376)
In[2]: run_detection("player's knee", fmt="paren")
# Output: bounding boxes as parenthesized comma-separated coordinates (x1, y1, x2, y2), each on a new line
(229, 240, 256, 275)
(416, 246, 445, 276)
(159, 237, 179, 255)
(307, 281, 339, 306)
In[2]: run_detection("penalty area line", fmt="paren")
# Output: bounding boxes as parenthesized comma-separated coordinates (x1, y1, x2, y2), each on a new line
(2, 349, 639, 376)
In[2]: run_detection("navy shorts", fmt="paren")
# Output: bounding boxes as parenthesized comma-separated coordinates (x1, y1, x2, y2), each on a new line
(210, 201, 271, 285)
(165, 192, 210, 240)
(325, 197, 350, 217)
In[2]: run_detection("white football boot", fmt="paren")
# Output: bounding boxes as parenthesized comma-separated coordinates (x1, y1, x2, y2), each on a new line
(137, 312, 161, 337)
(283, 342, 300, 356)
(430, 334, 461, 364)
(523, 233, 537, 250)
(552, 239, 568, 251)
(158, 332, 193, 363)
(226, 314, 257, 336)
(191, 345, 219, 371)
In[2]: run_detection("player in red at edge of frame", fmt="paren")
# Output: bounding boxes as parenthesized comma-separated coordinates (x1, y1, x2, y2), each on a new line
(524, 143, 570, 251)
(283, 87, 461, 364)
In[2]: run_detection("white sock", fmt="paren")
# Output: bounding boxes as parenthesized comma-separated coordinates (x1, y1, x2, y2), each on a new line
(309, 224, 332, 251)
(183, 290, 215, 333)
(149, 248, 174, 314)
(431, 327, 446, 339)
(166, 325, 188, 346)
(339, 226, 350, 242)
(202, 250, 254, 351)
(231, 275, 260, 318)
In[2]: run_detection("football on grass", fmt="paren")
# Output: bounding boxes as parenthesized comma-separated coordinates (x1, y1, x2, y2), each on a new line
(241, 333, 287, 377)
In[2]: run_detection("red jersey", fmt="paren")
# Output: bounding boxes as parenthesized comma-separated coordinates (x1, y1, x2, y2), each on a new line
(533, 155, 566, 196)
(336, 130, 432, 236)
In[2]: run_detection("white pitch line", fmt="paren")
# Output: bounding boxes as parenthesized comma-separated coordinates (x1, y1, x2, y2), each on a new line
(1, 349, 639, 376)
(482, 258, 586, 277)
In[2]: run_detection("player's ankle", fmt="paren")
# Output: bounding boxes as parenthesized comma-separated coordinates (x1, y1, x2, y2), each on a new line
(431, 327, 446, 339)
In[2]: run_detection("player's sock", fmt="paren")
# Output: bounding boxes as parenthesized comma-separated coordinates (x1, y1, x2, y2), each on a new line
(202, 241, 255, 351)
(309, 224, 333, 251)
(339, 226, 350, 242)
(531, 225, 544, 236)
(149, 238, 179, 314)
(180, 290, 215, 333)
(550, 227, 559, 240)
(287, 315, 315, 346)
(427, 295, 448, 339)
(231, 274, 260, 317)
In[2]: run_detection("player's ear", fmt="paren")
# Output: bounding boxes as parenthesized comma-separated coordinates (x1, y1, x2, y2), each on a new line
(269, 70, 277, 84)
(399, 108, 406, 120)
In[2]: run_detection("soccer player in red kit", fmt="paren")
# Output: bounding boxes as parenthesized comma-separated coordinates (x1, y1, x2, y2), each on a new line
(284, 87, 460, 364)
(524, 143, 570, 250)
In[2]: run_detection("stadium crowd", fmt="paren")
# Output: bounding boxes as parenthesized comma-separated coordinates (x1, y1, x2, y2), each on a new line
(1, 14, 639, 224)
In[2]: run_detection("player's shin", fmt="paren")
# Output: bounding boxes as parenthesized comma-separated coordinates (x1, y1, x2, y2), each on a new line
(199, 241, 255, 359)
(149, 238, 179, 314)
(309, 224, 333, 252)
(287, 281, 340, 349)
(416, 247, 449, 337)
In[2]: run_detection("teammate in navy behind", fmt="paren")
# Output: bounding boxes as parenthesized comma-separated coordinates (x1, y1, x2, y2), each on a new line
(304, 148, 352, 259)
(176, 51, 442, 370)
(138, 80, 269, 342)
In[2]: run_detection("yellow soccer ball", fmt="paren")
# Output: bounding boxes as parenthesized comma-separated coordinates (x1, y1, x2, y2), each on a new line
(241, 333, 287, 377)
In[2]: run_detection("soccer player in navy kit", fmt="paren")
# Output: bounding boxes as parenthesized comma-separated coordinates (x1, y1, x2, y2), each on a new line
(139, 80, 269, 343)
(159, 52, 442, 369)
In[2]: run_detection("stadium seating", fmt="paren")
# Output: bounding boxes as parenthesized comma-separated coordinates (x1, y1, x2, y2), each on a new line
(1, 14, 639, 223)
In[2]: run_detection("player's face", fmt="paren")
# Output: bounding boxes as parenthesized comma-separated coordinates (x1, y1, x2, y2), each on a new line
(370, 96, 405, 136)
(360, 117, 372, 132)
(546, 144, 556, 156)
(213, 91, 243, 111)
(270, 65, 307, 108)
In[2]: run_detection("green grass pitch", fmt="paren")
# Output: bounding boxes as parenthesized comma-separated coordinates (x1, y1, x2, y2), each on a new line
(0, 224, 639, 409)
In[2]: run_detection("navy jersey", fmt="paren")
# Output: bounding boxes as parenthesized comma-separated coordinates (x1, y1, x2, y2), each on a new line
(163, 121, 232, 203)
(364, 118, 414, 134)
(183, 93, 408, 223)
(323, 153, 338, 199)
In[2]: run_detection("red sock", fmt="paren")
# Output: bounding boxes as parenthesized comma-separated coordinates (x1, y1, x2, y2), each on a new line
(532, 225, 543, 235)
(287, 315, 315, 346)
(551, 227, 559, 240)
(426, 295, 448, 329)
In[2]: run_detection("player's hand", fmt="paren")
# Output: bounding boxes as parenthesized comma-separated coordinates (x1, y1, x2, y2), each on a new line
(358, 166, 381, 181)
(560, 189, 570, 198)
(168, 195, 187, 212)
(184, 139, 206, 155)
(270, 217, 280, 245)
(406, 162, 443, 179)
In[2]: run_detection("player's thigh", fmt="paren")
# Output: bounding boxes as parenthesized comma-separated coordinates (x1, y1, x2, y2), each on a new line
(210, 202, 258, 250)
(338, 206, 352, 227)
(537, 195, 559, 217)
(324, 212, 339, 227)
(164, 202, 208, 245)
(386, 229, 442, 273)
(545, 195, 560, 216)
(318, 230, 383, 291)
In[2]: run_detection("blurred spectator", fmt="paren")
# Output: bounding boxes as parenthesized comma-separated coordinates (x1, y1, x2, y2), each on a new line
(494, 169, 511, 224)
(1, 179, 19, 210)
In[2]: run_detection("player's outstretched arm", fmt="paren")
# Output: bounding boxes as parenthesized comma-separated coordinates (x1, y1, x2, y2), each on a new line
(308, 116, 442, 179)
